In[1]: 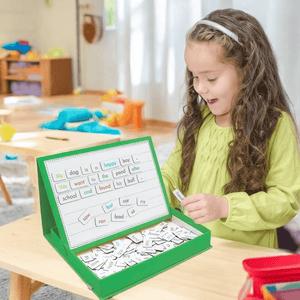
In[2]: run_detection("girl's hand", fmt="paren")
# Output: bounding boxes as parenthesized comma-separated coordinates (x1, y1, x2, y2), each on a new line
(181, 193, 229, 224)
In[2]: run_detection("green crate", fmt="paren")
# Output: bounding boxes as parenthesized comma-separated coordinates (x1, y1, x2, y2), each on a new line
(37, 136, 212, 299)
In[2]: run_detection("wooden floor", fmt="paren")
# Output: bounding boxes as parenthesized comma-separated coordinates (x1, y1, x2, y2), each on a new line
(0, 93, 177, 147)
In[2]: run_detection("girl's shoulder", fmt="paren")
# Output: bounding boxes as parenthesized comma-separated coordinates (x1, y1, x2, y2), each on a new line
(270, 108, 298, 144)
(274, 108, 295, 130)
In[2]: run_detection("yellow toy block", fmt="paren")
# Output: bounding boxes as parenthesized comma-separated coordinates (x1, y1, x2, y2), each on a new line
(104, 113, 123, 127)
(0, 123, 17, 141)
(102, 89, 120, 102)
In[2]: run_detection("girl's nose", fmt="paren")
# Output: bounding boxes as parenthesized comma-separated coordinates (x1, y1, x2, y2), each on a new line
(194, 79, 209, 95)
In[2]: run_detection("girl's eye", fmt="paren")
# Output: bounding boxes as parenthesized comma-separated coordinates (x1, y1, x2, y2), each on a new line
(207, 77, 217, 82)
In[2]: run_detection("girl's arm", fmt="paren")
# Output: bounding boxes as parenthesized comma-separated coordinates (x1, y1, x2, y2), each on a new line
(220, 111, 300, 231)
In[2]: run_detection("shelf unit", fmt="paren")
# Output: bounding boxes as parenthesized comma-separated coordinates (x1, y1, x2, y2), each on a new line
(0, 57, 72, 96)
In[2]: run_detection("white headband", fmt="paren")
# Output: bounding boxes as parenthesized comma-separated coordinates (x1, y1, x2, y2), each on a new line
(196, 20, 243, 46)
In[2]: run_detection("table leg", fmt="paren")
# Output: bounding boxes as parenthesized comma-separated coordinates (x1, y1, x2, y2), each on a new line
(26, 156, 40, 212)
(9, 272, 44, 300)
(0, 173, 12, 205)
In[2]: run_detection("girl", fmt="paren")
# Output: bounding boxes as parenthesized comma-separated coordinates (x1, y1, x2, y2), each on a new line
(161, 9, 300, 248)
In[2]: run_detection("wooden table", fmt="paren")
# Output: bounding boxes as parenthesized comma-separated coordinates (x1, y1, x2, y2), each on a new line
(0, 213, 286, 300)
(0, 130, 120, 211)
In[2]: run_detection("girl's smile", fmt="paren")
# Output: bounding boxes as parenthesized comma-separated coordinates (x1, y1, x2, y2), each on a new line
(207, 99, 218, 105)
(184, 41, 243, 127)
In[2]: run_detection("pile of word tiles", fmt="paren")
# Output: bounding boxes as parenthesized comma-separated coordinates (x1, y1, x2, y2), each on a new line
(77, 219, 198, 279)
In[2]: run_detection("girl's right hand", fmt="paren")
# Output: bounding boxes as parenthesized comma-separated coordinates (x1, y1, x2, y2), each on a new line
(181, 193, 229, 224)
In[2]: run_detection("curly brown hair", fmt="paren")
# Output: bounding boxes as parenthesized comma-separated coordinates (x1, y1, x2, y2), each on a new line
(178, 8, 299, 195)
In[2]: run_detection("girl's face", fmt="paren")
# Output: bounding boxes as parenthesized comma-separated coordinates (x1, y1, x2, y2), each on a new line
(184, 41, 242, 127)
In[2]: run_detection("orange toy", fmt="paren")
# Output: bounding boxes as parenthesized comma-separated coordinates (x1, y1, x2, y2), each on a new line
(104, 97, 145, 131)
(132, 101, 144, 130)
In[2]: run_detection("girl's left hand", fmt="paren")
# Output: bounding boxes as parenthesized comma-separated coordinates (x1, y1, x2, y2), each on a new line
(181, 193, 229, 224)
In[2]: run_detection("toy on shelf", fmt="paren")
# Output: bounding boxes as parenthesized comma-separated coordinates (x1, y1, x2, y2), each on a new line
(5, 58, 43, 96)
(46, 46, 68, 58)
(0, 123, 17, 142)
(11, 81, 42, 96)
(101, 90, 145, 131)
(26, 65, 42, 80)
(8, 50, 20, 60)
(26, 50, 40, 60)
(8, 61, 31, 75)
(2, 41, 31, 54)
(18, 40, 29, 45)
(238, 254, 300, 300)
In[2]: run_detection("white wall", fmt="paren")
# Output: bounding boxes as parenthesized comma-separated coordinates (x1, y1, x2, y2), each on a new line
(35, 0, 77, 88)
(79, 0, 118, 90)
(0, 0, 117, 92)
(0, 0, 39, 52)
(0, 0, 77, 88)
(35, 0, 118, 91)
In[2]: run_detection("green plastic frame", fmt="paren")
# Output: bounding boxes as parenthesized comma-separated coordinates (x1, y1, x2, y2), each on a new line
(37, 136, 172, 253)
(37, 136, 212, 299)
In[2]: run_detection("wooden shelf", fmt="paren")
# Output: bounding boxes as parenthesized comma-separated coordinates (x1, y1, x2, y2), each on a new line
(5, 58, 41, 62)
(5, 57, 66, 62)
(0, 58, 73, 96)
(4, 75, 42, 82)
(3, 58, 41, 62)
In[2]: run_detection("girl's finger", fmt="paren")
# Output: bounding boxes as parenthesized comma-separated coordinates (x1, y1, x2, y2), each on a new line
(184, 201, 203, 212)
(182, 194, 203, 206)
(188, 209, 205, 220)
(193, 216, 209, 224)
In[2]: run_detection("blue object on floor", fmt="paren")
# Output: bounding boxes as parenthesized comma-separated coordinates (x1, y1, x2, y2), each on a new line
(58, 108, 93, 123)
(5, 154, 18, 160)
(72, 121, 120, 135)
(40, 118, 65, 130)
(39, 107, 119, 135)
(94, 110, 106, 119)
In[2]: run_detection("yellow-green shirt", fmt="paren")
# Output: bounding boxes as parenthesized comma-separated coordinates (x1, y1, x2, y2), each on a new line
(161, 106, 300, 248)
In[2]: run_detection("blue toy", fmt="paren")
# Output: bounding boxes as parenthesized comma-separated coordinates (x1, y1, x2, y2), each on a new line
(2, 42, 31, 54)
(68, 120, 120, 135)
(40, 107, 120, 135)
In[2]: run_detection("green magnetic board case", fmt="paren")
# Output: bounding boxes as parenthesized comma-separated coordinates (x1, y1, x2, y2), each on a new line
(37, 136, 212, 299)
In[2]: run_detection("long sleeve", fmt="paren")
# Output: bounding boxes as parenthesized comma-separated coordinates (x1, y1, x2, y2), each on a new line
(161, 108, 300, 248)
(221, 111, 300, 231)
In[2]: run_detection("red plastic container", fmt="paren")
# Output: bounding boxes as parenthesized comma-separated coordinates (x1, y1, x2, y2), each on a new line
(242, 254, 300, 299)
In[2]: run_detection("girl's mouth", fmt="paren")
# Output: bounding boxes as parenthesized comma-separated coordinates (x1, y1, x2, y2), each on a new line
(207, 99, 218, 105)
